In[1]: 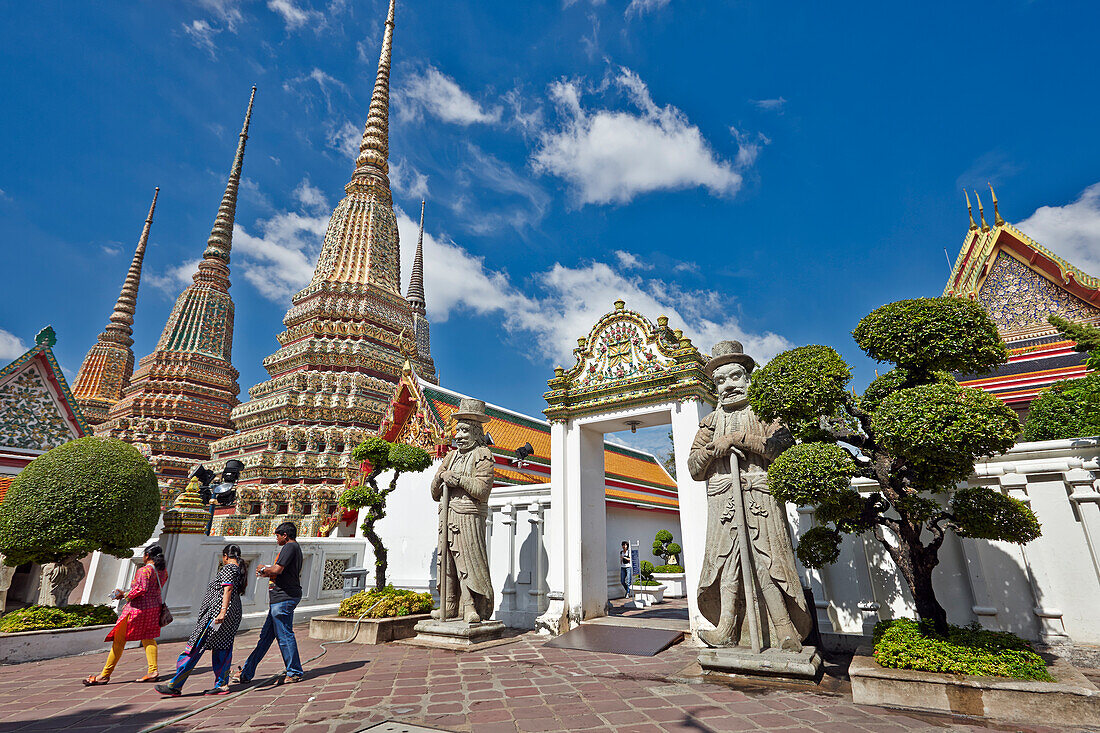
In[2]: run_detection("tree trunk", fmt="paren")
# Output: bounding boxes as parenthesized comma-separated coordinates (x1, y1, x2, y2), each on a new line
(872, 528, 949, 635)
(37, 557, 85, 607)
(910, 549, 948, 635)
(363, 507, 387, 590)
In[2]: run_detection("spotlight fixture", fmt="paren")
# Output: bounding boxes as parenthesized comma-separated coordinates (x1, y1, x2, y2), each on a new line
(625, 420, 643, 434)
(512, 442, 535, 468)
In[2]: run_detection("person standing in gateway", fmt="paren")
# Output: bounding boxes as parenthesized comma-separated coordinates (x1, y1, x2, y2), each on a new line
(234, 522, 304, 684)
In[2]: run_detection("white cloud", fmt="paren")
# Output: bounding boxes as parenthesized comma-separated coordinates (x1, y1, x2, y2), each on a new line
(390, 158, 429, 200)
(148, 260, 200, 297)
(452, 144, 549, 233)
(195, 0, 243, 31)
(240, 176, 273, 210)
(101, 243, 122, 256)
(234, 206, 328, 301)
(284, 68, 348, 113)
(393, 210, 790, 366)
(0, 329, 28, 362)
(397, 67, 502, 126)
(267, 0, 321, 30)
(614, 250, 651, 270)
(293, 178, 329, 214)
(751, 97, 787, 112)
(182, 19, 220, 58)
(533, 68, 748, 206)
(625, 0, 670, 18)
(1016, 182, 1100, 278)
(327, 119, 360, 159)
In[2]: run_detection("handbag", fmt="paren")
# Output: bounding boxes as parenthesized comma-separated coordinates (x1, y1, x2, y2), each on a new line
(152, 567, 174, 627)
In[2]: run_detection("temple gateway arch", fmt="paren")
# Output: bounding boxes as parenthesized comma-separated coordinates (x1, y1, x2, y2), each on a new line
(535, 300, 717, 637)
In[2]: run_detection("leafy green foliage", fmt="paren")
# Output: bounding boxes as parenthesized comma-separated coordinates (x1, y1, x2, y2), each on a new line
(1021, 373, 1100, 441)
(861, 368, 956, 414)
(653, 564, 684, 573)
(337, 586, 433, 619)
(873, 618, 1053, 681)
(853, 297, 1007, 375)
(795, 525, 842, 569)
(389, 443, 433, 474)
(351, 436, 392, 470)
(768, 442, 859, 506)
(639, 560, 655, 582)
(0, 604, 117, 633)
(872, 384, 1020, 491)
(0, 437, 160, 566)
(651, 529, 681, 564)
(1049, 315, 1100, 370)
(748, 345, 851, 438)
(950, 488, 1041, 543)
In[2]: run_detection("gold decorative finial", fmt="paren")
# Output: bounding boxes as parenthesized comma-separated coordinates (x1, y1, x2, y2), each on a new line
(988, 183, 1005, 226)
(974, 190, 989, 231)
(964, 190, 977, 231)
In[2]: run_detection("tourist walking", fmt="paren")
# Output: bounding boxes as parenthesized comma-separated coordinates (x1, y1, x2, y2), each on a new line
(83, 544, 168, 685)
(620, 541, 633, 597)
(232, 522, 304, 684)
(155, 544, 246, 696)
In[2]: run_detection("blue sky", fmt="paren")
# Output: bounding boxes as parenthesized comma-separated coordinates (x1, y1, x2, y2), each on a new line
(2, 0, 1099, 456)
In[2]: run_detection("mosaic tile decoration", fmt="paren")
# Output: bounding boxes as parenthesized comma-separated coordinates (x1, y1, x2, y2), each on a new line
(0, 366, 75, 450)
(978, 251, 1100, 332)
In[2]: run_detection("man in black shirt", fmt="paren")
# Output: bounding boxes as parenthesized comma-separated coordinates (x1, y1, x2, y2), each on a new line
(234, 522, 304, 683)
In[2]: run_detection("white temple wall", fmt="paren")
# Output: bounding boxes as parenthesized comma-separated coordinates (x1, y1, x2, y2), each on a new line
(795, 438, 1100, 648)
(605, 505, 683, 598)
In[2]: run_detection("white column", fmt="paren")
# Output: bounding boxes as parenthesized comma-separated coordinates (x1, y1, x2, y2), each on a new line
(536, 420, 569, 634)
(567, 425, 607, 624)
(671, 398, 709, 635)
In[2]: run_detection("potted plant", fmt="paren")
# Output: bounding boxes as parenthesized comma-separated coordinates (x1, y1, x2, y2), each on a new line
(629, 561, 666, 606)
(650, 530, 685, 597)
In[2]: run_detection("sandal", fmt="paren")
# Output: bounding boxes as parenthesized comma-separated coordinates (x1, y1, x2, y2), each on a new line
(154, 684, 181, 697)
(284, 675, 303, 684)
(229, 666, 250, 684)
(136, 674, 160, 683)
(82, 675, 109, 686)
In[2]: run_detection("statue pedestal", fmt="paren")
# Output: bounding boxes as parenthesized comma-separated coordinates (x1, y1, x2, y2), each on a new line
(698, 645, 822, 683)
(410, 619, 506, 650)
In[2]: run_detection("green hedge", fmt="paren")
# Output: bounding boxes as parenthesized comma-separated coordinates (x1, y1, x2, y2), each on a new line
(338, 586, 432, 619)
(653, 564, 684, 573)
(873, 618, 1053, 681)
(0, 604, 117, 633)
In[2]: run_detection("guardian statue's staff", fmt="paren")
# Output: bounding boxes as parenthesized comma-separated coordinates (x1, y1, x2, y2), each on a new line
(431, 398, 495, 623)
(689, 341, 812, 650)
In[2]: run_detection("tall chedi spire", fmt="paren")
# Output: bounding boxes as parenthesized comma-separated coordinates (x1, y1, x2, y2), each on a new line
(407, 200, 426, 313)
(98, 88, 254, 497)
(209, 0, 439, 537)
(73, 187, 159, 424)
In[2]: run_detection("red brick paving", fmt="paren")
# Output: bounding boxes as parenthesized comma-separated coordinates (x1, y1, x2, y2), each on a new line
(0, 622, 1083, 732)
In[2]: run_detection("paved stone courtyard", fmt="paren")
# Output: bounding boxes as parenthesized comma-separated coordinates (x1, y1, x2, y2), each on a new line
(0, 621, 1085, 733)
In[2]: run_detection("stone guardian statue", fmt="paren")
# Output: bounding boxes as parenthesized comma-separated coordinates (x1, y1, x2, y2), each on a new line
(431, 398, 495, 623)
(689, 341, 812, 651)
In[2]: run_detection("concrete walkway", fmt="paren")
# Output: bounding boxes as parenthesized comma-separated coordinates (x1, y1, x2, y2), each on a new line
(0, 621, 1079, 733)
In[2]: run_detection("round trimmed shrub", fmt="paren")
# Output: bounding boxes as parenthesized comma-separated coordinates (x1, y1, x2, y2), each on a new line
(0, 436, 161, 566)
(853, 297, 1006, 375)
(749, 345, 851, 434)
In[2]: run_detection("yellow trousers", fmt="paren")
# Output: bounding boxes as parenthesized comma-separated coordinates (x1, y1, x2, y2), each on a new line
(101, 616, 158, 678)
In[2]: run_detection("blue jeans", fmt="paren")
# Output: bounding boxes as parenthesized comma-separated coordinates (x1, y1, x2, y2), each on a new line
(620, 567, 632, 595)
(240, 598, 302, 680)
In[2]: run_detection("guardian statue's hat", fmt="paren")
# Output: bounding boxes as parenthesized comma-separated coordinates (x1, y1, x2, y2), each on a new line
(452, 398, 492, 424)
(704, 340, 756, 378)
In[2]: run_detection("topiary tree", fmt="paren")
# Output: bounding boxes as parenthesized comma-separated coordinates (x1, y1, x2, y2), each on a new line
(749, 297, 1039, 634)
(0, 436, 161, 606)
(1022, 316, 1100, 441)
(339, 436, 432, 590)
(651, 529, 681, 566)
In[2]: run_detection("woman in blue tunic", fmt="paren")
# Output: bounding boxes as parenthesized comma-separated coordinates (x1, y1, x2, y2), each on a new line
(156, 545, 246, 696)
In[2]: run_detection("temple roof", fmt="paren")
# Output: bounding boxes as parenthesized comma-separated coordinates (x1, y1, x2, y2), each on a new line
(0, 327, 89, 458)
(944, 188, 1100, 339)
(379, 361, 679, 512)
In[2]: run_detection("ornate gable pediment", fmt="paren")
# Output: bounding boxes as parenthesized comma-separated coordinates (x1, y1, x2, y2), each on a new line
(0, 341, 87, 451)
(544, 300, 715, 420)
(978, 250, 1100, 333)
(378, 360, 445, 453)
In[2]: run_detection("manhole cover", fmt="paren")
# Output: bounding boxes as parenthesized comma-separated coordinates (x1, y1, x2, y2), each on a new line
(359, 723, 452, 733)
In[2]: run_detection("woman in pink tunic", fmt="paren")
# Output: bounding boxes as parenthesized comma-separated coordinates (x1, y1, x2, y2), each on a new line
(83, 544, 168, 685)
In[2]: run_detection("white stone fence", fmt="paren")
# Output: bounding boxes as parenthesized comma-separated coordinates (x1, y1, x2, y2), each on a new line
(80, 530, 365, 642)
(795, 437, 1100, 648)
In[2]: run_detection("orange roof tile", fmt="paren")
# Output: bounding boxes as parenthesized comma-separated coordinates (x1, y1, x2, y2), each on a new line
(0, 476, 12, 504)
